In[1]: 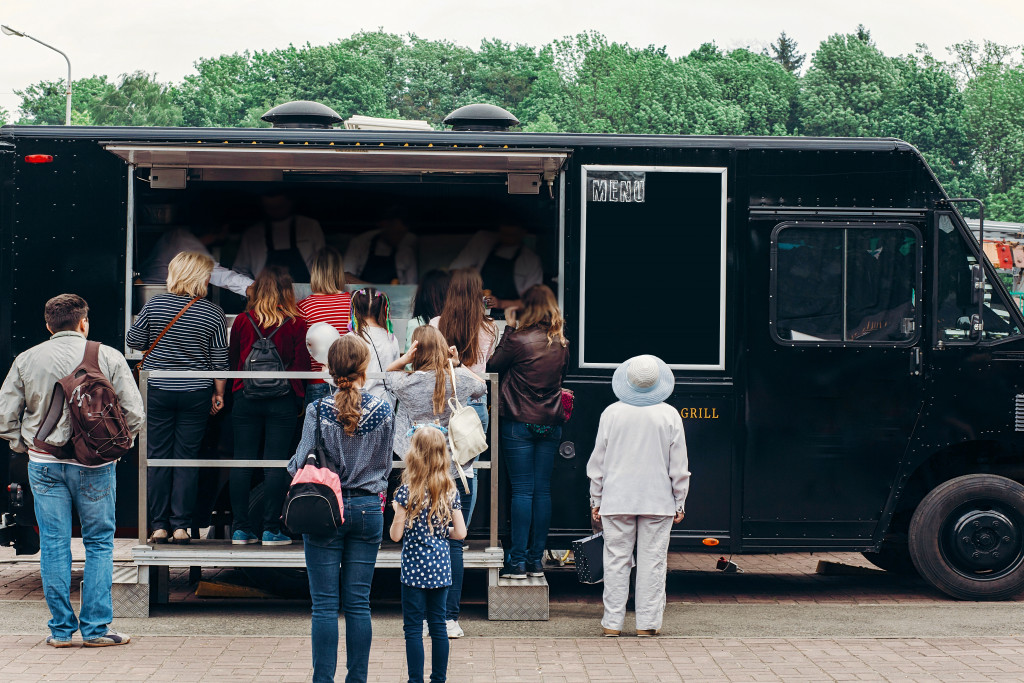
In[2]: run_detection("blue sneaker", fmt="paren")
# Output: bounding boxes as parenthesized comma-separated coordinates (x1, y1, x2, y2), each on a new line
(262, 529, 292, 546)
(231, 530, 258, 545)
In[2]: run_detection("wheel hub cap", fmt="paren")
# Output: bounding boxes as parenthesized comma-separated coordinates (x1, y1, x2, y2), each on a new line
(949, 510, 1021, 571)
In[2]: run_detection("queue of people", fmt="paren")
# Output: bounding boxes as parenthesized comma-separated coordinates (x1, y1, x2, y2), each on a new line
(0, 235, 690, 678)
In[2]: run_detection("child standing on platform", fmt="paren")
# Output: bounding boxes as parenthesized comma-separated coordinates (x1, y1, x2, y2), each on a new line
(390, 425, 467, 683)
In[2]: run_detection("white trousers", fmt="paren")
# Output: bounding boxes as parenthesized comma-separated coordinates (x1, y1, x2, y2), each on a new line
(600, 514, 673, 632)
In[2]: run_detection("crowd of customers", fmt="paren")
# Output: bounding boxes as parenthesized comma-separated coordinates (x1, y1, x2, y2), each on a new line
(2, 244, 692, 680)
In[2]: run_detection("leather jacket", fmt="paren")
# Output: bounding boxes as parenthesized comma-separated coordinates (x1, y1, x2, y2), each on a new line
(486, 324, 569, 425)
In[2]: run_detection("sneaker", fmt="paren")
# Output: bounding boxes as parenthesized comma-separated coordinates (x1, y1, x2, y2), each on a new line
(636, 629, 660, 637)
(446, 619, 464, 639)
(231, 530, 258, 545)
(525, 561, 545, 577)
(45, 635, 73, 648)
(262, 530, 292, 546)
(83, 630, 131, 647)
(148, 529, 168, 544)
(602, 627, 621, 637)
(171, 529, 190, 544)
(500, 563, 527, 579)
(423, 621, 429, 637)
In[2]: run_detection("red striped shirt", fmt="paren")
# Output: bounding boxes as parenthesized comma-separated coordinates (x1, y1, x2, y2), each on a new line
(297, 293, 352, 383)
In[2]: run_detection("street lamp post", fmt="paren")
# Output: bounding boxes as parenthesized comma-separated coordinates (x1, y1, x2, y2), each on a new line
(1, 25, 71, 125)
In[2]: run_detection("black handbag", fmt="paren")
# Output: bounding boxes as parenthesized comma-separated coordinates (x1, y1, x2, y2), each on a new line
(571, 532, 605, 584)
(281, 400, 344, 536)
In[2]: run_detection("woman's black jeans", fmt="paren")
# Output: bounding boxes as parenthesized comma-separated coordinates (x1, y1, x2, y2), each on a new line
(146, 387, 212, 532)
(229, 393, 298, 535)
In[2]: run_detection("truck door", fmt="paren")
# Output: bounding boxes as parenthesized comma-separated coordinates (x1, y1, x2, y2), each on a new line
(744, 220, 925, 549)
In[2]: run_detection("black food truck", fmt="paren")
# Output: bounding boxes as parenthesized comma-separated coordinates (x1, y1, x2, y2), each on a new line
(3, 102, 1024, 602)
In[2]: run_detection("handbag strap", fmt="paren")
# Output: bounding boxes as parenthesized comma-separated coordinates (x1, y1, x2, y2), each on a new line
(141, 296, 201, 364)
(448, 359, 461, 406)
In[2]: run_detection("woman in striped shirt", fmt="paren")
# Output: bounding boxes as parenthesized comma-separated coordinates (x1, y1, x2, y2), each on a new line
(297, 248, 351, 406)
(127, 251, 228, 545)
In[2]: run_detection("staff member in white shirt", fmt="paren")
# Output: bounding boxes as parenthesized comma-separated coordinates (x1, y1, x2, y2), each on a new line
(344, 209, 418, 285)
(140, 226, 253, 297)
(587, 354, 690, 638)
(449, 220, 543, 319)
(232, 192, 325, 282)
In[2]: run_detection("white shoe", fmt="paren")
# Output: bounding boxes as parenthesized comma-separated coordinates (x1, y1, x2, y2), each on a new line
(423, 621, 429, 637)
(446, 619, 464, 639)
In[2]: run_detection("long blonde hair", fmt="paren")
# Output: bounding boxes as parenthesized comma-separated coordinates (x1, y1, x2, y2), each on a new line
(516, 285, 567, 346)
(328, 335, 369, 435)
(166, 251, 214, 298)
(401, 427, 456, 532)
(409, 325, 450, 414)
(247, 265, 300, 328)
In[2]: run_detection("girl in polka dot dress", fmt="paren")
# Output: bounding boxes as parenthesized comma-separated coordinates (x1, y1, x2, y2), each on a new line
(390, 425, 467, 683)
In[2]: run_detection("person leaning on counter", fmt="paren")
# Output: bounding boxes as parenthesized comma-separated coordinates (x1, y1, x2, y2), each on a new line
(232, 192, 325, 283)
(449, 219, 543, 319)
(344, 208, 419, 285)
(139, 225, 253, 297)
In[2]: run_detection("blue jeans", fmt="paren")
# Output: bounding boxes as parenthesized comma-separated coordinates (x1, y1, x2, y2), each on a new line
(27, 461, 116, 642)
(402, 583, 449, 683)
(304, 495, 384, 683)
(304, 382, 333, 407)
(446, 475, 477, 620)
(501, 421, 562, 566)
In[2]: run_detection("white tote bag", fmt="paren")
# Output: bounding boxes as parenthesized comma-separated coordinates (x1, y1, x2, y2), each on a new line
(446, 360, 488, 489)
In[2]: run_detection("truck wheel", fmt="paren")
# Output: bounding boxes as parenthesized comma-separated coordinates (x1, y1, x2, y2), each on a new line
(861, 544, 917, 576)
(908, 474, 1024, 600)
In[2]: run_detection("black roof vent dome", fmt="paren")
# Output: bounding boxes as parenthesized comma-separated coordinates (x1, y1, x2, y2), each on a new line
(261, 101, 344, 129)
(443, 103, 519, 131)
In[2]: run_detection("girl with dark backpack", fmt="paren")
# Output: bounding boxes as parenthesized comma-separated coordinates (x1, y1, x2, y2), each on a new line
(228, 265, 311, 545)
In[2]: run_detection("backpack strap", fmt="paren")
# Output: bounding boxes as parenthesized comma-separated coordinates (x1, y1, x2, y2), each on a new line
(82, 340, 101, 371)
(32, 383, 68, 455)
(248, 312, 288, 341)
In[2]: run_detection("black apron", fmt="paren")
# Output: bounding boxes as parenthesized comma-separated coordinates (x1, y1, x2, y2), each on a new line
(479, 244, 521, 319)
(359, 233, 399, 284)
(264, 218, 310, 282)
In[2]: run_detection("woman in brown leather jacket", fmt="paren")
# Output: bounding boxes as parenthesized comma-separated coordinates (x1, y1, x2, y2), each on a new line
(486, 285, 569, 579)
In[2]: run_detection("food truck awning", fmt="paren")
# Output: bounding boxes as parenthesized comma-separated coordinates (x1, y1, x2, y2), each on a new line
(102, 143, 569, 178)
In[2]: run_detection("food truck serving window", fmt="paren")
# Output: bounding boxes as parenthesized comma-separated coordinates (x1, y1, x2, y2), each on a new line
(579, 165, 727, 370)
(771, 223, 922, 345)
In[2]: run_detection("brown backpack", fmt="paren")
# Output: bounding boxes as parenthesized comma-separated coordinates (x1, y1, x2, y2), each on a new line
(34, 341, 133, 466)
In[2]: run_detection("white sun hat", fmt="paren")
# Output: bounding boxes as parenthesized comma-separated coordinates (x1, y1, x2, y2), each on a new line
(305, 322, 341, 366)
(611, 354, 675, 407)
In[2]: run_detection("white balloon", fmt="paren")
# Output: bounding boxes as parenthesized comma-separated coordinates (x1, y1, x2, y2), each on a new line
(306, 322, 341, 366)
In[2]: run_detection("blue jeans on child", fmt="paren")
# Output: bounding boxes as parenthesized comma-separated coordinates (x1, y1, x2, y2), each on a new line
(446, 397, 486, 621)
(402, 583, 450, 683)
(27, 461, 117, 643)
(304, 382, 333, 407)
(501, 420, 562, 566)
(304, 495, 384, 683)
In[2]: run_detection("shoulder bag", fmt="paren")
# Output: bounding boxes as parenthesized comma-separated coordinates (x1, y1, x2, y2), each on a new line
(446, 359, 488, 490)
(133, 296, 201, 381)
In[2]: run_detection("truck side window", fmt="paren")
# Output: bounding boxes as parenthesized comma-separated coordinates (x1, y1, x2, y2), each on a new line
(936, 214, 1021, 342)
(773, 225, 919, 344)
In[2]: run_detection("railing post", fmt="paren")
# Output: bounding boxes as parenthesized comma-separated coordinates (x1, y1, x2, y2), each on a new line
(137, 371, 149, 546)
(489, 372, 500, 551)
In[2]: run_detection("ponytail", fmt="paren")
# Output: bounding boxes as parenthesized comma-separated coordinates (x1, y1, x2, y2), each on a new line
(328, 336, 370, 435)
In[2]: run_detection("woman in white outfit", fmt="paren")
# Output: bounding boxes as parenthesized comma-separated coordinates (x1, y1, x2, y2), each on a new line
(587, 354, 690, 637)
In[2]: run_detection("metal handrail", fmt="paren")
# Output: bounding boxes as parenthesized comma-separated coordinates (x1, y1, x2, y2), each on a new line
(137, 370, 501, 552)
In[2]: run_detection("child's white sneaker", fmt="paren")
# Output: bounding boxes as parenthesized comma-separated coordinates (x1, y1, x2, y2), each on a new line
(446, 619, 464, 638)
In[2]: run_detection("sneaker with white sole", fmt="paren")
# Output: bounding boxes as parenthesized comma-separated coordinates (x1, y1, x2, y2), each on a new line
(45, 635, 73, 648)
(231, 530, 258, 545)
(446, 619, 464, 638)
(262, 529, 292, 546)
(83, 630, 131, 647)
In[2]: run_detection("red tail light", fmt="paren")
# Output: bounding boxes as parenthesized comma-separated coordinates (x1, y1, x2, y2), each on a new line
(24, 154, 54, 164)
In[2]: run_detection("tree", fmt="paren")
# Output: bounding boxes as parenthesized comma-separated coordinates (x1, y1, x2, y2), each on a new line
(0, 107, 8, 126)
(769, 31, 805, 74)
(962, 63, 1024, 195)
(799, 31, 898, 137)
(15, 75, 115, 125)
(699, 46, 799, 134)
(90, 72, 183, 126)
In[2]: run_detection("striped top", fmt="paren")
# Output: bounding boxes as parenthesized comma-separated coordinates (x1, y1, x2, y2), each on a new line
(126, 293, 229, 392)
(297, 292, 352, 384)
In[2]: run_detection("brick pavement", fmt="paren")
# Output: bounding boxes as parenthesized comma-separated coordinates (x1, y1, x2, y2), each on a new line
(3, 634, 1024, 682)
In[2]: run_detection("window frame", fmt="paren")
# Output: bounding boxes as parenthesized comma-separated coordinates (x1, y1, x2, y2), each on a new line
(931, 210, 1024, 347)
(769, 221, 923, 348)
(578, 164, 728, 370)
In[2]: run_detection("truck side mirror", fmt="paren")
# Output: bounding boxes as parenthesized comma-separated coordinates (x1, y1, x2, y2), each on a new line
(971, 264, 984, 305)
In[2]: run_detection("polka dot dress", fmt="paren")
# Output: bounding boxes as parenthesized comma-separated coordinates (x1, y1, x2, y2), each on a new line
(395, 484, 461, 589)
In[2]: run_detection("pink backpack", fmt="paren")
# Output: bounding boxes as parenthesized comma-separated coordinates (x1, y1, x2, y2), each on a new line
(281, 401, 344, 534)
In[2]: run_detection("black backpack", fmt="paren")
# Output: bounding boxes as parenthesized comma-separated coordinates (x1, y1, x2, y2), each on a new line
(243, 313, 291, 399)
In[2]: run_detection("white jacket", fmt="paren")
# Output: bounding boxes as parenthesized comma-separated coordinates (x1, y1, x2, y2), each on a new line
(587, 401, 690, 516)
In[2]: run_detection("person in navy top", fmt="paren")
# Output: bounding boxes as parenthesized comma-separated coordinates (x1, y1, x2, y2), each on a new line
(390, 425, 467, 683)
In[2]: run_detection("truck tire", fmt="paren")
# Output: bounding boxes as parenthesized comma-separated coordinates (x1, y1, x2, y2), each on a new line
(908, 474, 1024, 600)
(861, 544, 917, 576)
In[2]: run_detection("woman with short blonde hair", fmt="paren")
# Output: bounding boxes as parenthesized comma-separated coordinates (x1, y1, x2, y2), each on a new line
(166, 251, 215, 299)
(309, 247, 347, 295)
(127, 250, 228, 545)
(298, 248, 353, 406)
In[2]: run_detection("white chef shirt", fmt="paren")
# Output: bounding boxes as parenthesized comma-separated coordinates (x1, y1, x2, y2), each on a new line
(449, 230, 543, 297)
(232, 215, 325, 279)
(344, 229, 419, 284)
(140, 228, 253, 297)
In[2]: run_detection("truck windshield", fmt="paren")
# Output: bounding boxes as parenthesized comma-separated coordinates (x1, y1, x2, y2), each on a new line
(936, 214, 1021, 342)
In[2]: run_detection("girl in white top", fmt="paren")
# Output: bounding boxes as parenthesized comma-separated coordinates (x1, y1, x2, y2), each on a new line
(350, 288, 401, 409)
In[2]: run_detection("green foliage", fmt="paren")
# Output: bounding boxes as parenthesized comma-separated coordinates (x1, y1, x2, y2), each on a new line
(91, 72, 182, 126)
(770, 32, 805, 74)
(15, 75, 115, 124)
(963, 63, 1024, 195)
(0, 107, 8, 126)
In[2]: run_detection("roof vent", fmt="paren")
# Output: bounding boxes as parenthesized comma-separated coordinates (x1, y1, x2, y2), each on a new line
(261, 101, 344, 129)
(443, 104, 519, 132)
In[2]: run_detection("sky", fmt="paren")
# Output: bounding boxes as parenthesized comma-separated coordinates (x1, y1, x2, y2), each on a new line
(2, 0, 1023, 119)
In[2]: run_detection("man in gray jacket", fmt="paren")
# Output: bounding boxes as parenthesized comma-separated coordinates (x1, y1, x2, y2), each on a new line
(0, 294, 145, 647)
